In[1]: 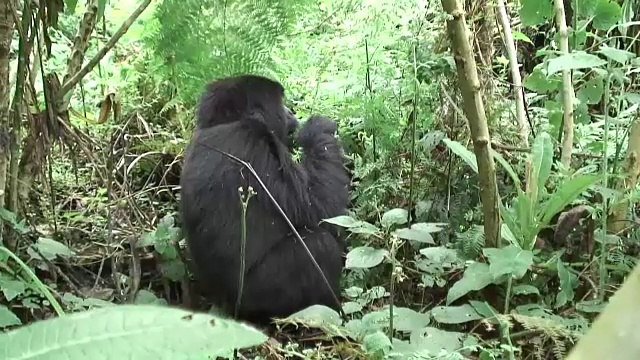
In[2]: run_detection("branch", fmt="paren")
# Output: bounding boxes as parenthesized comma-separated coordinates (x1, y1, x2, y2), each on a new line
(60, 0, 153, 97)
(496, 0, 529, 147)
(553, 0, 575, 168)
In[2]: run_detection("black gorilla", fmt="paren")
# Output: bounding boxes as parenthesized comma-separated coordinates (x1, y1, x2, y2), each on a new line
(180, 74, 350, 326)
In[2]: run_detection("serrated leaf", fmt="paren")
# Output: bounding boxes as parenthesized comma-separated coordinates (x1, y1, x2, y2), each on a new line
(540, 174, 600, 224)
(547, 52, 607, 75)
(431, 304, 482, 324)
(380, 208, 408, 228)
(345, 246, 388, 269)
(446, 262, 495, 304)
(598, 45, 636, 64)
(484, 245, 534, 279)
(0, 305, 267, 359)
(0, 305, 21, 329)
(442, 139, 478, 173)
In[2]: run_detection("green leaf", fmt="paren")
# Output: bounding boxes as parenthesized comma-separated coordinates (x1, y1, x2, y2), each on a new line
(547, 52, 607, 75)
(0, 305, 267, 359)
(409, 327, 465, 354)
(577, 75, 604, 104)
(380, 208, 408, 228)
(362, 331, 392, 355)
(512, 285, 541, 296)
(555, 260, 578, 308)
(342, 302, 363, 315)
(0, 276, 26, 302)
(442, 139, 478, 173)
(64, 0, 79, 14)
(345, 246, 388, 269)
(446, 262, 495, 304)
(322, 215, 361, 228)
(286, 305, 342, 327)
(159, 259, 186, 282)
(492, 149, 521, 189)
(484, 245, 534, 279)
(134, 290, 168, 306)
(28, 238, 76, 260)
(0, 305, 21, 329)
(520, 0, 554, 26)
(539, 174, 600, 224)
(431, 304, 483, 324)
(576, 0, 598, 17)
(512, 31, 533, 44)
(530, 132, 554, 199)
(324, 217, 380, 236)
(593, 0, 622, 30)
(523, 66, 562, 93)
(384, 306, 430, 332)
(394, 223, 445, 244)
(598, 45, 636, 64)
(419, 246, 460, 265)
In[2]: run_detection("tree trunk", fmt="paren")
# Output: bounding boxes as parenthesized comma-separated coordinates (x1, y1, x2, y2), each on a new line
(0, 0, 15, 210)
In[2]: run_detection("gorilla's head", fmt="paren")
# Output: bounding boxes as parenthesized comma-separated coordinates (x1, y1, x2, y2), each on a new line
(196, 74, 296, 142)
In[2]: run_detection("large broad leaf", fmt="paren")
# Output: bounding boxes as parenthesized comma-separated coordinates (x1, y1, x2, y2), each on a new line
(530, 132, 554, 200)
(0, 305, 267, 359)
(547, 52, 607, 75)
(442, 139, 478, 173)
(484, 246, 534, 279)
(446, 262, 495, 304)
(345, 246, 388, 269)
(593, 0, 622, 30)
(431, 304, 483, 324)
(519, 0, 554, 26)
(380, 208, 409, 228)
(539, 174, 600, 224)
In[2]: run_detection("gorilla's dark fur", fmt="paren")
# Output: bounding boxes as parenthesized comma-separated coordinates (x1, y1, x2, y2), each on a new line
(180, 74, 350, 325)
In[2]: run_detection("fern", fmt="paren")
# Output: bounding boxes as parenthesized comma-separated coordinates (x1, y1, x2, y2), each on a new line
(147, 0, 315, 105)
(456, 224, 485, 259)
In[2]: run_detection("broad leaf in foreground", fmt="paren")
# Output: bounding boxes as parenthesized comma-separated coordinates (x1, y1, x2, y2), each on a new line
(0, 304, 267, 360)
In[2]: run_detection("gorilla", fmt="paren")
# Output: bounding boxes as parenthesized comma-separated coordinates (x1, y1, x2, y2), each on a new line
(180, 74, 350, 326)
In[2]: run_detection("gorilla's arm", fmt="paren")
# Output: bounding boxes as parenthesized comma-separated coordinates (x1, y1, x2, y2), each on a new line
(250, 115, 349, 228)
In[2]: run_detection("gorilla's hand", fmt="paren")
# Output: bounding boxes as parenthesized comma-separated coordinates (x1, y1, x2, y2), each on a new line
(297, 115, 337, 144)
